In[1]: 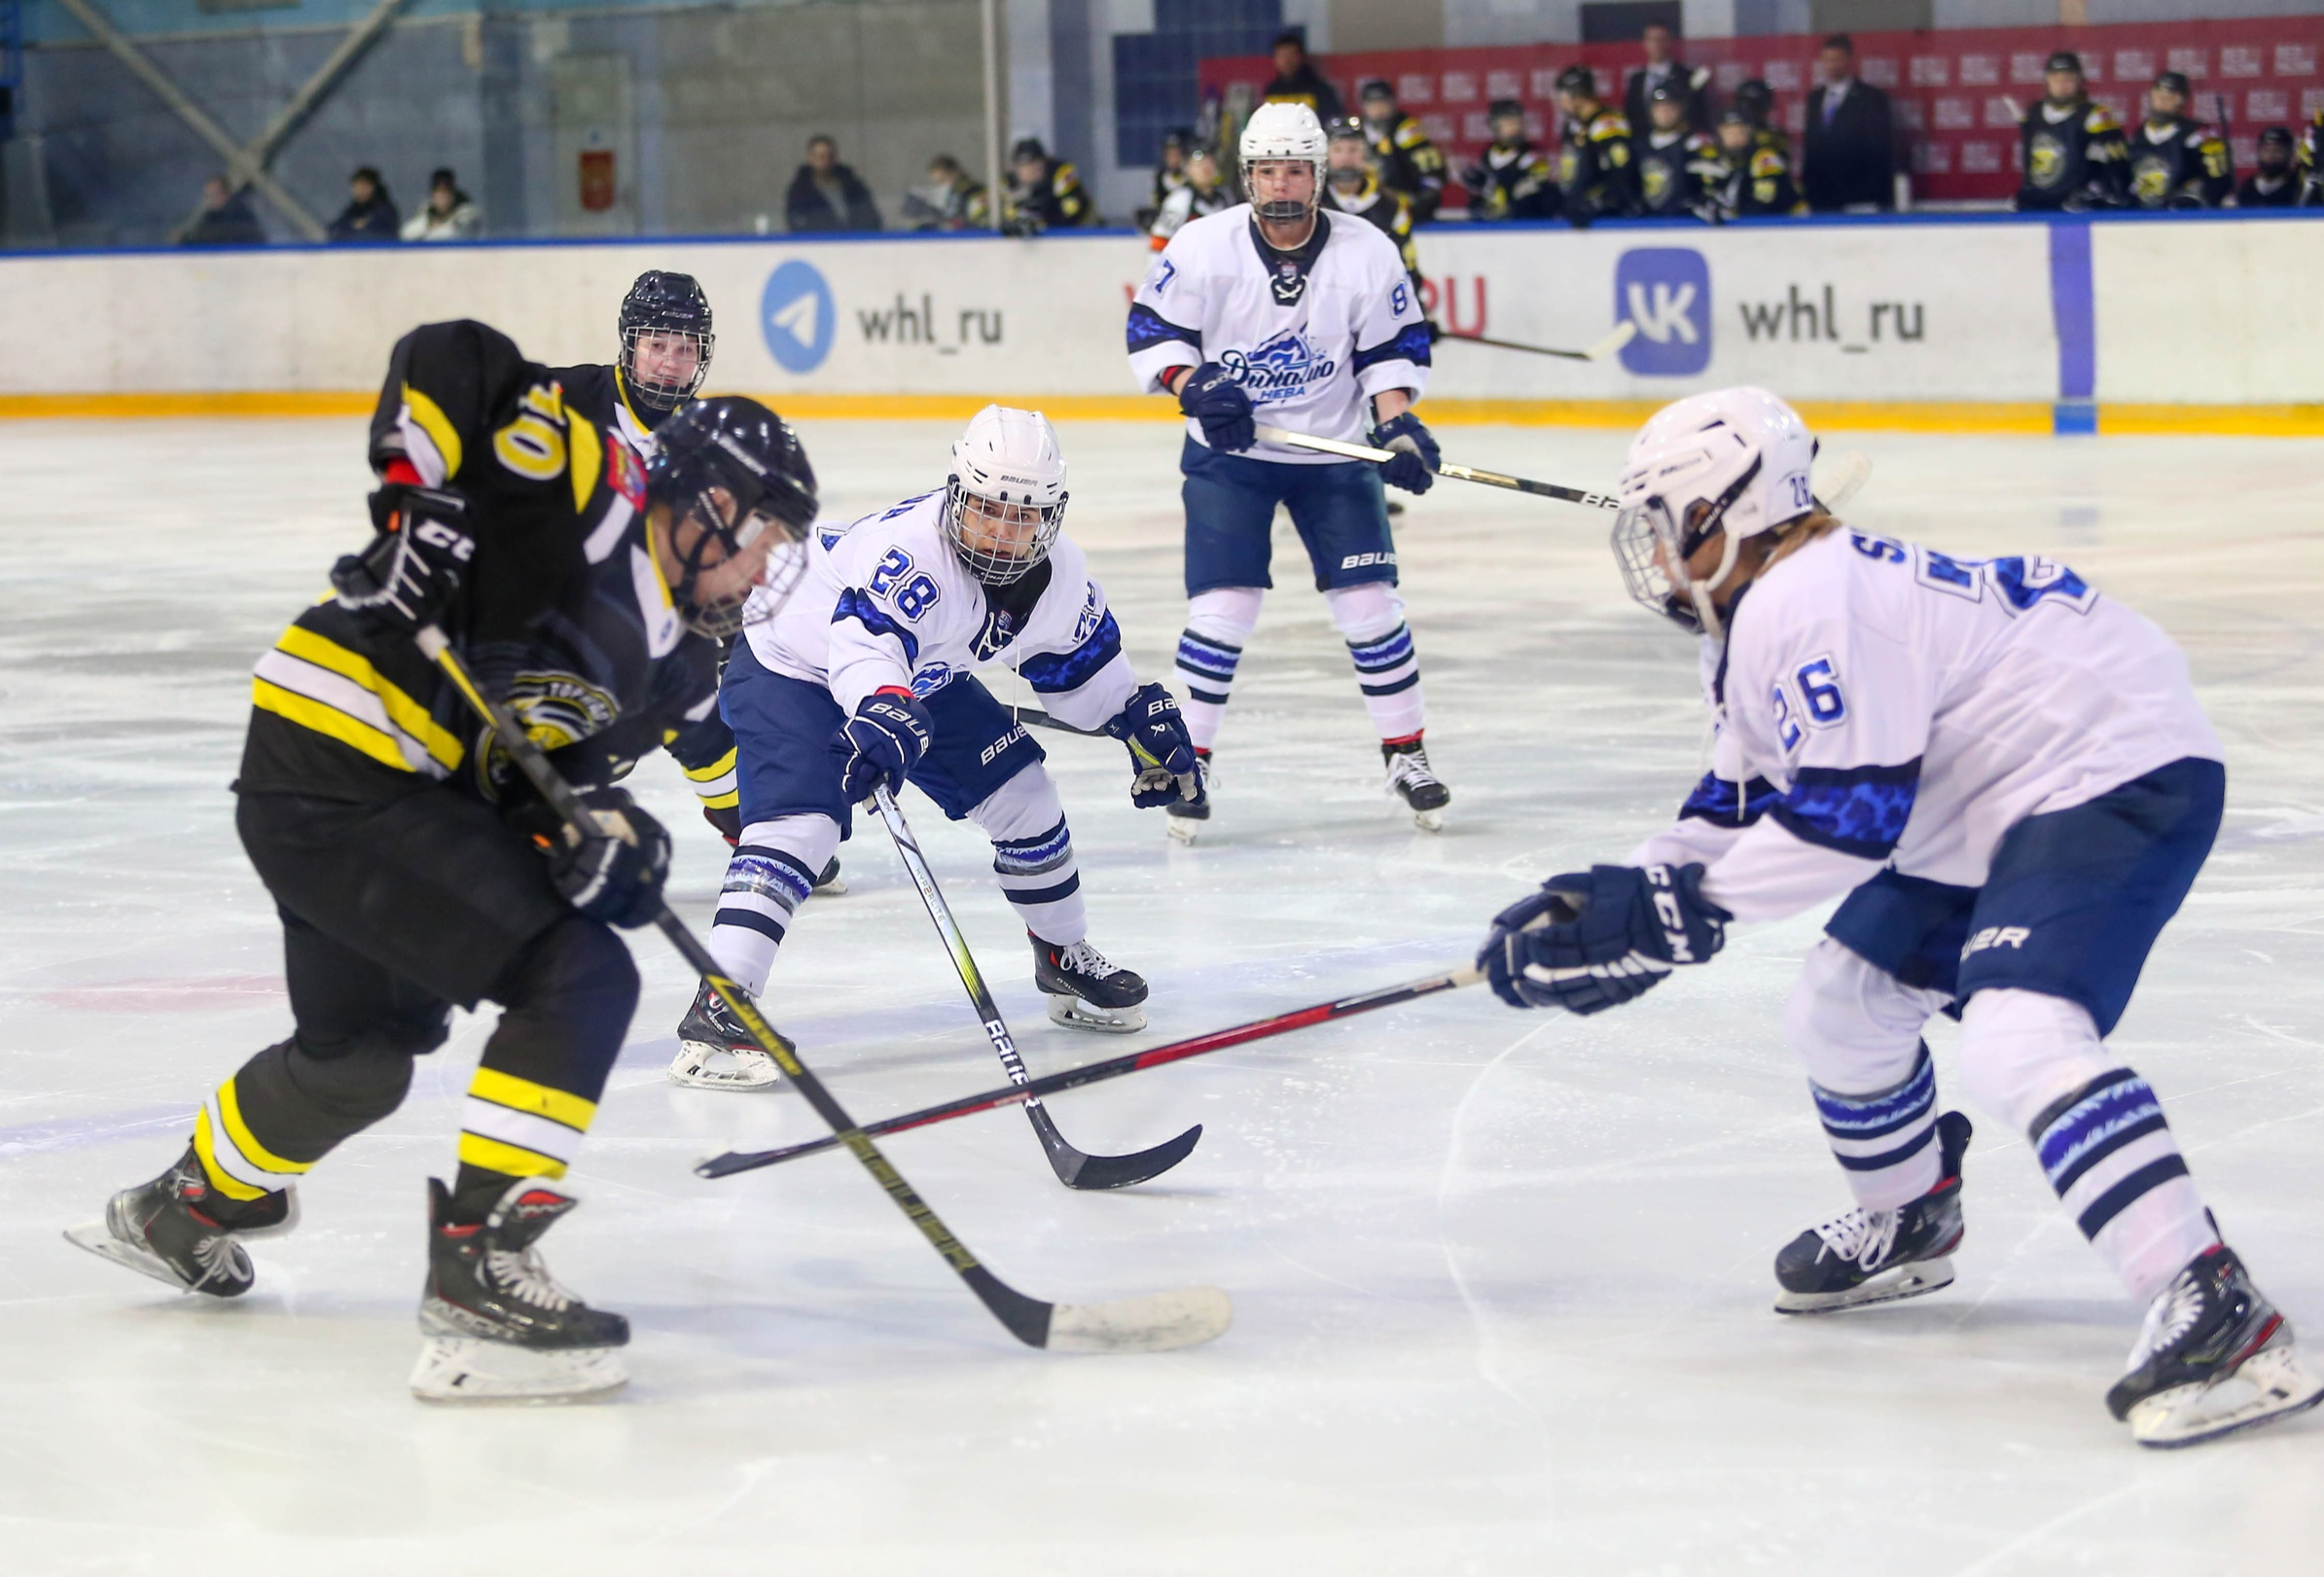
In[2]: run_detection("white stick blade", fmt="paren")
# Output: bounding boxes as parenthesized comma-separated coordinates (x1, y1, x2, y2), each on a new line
(1047, 1286, 1233, 1353)
(1816, 451, 1873, 511)
(1586, 321, 1639, 360)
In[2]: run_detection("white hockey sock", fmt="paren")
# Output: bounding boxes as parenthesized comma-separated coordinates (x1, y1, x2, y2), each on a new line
(1174, 587, 1263, 753)
(1784, 939, 1953, 1210)
(1960, 988, 2218, 1305)
(706, 814, 840, 996)
(970, 770, 1087, 945)
(1325, 583, 1424, 742)
(1810, 1045, 1945, 1212)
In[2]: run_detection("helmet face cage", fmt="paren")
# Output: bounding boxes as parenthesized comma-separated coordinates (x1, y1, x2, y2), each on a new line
(648, 400, 818, 638)
(617, 271, 716, 413)
(944, 478, 1067, 586)
(667, 473, 811, 639)
(1611, 453, 1763, 635)
(620, 325, 715, 412)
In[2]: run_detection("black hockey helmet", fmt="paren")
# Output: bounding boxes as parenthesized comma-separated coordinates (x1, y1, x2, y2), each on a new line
(618, 270, 714, 413)
(1161, 126, 1195, 155)
(1487, 97, 1524, 122)
(1554, 63, 1599, 99)
(2153, 70, 2192, 99)
(2261, 125, 2296, 151)
(646, 397, 818, 637)
(2045, 51, 2084, 77)
(1325, 115, 1368, 145)
(1011, 136, 1050, 165)
(1733, 78, 1774, 125)
(1647, 80, 1684, 106)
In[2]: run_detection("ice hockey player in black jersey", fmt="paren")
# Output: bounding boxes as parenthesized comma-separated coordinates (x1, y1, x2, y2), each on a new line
(1003, 137, 1094, 234)
(2016, 51, 2128, 212)
(2235, 126, 2302, 207)
(1326, 117, 1424, 296)
(65, 320, 819, 1403)
(1553, 63, 1639, 225)
(2127, 72, 2233, 210)
(1459, 99, 1557, 222)
(1635, 82, 1719, 220)
(1701, 108, 1806, 220)
(552, 270, 713, 456)
(2302, 114, 2324, 206)
(1358, 79, 1448, 223)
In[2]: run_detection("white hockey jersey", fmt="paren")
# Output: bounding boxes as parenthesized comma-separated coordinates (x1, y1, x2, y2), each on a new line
(740, 489, 1141, 729)
(1126, 202, 1431, 465)
(1629, 526, 2223, 923)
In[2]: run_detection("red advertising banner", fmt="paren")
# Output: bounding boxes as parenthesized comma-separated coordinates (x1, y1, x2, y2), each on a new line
(1197, 17, 2324, 205)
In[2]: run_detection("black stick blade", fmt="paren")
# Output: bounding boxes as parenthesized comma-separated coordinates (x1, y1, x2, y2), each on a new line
(1050, 1121, 1203, 1191)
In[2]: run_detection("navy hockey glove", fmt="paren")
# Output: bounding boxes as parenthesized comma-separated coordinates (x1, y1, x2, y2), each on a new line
(1479, 862, 1731, 1014)
(546, 787, 671, 930)
(331, 484, 475, 632)
(1177, 363, 1256, 453)
(1104, 682, 1200, 808)
(837, 689, 934, 803)
(1369, 412, 1441, 495)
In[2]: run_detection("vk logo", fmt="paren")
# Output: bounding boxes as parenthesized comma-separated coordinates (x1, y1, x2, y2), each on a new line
(761, 260, 835, 374)
(1615, 248, 1711, 376)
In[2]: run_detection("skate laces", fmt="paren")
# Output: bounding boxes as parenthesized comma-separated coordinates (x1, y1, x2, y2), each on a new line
(1386, 747, 1440, 786)
(1058, 940, 1116, 977)
(1812, 1205, 1901, 1269)
(2128, 1272, 2208, 1370)
(188, 1233, 244, 1290)
(487, 1245, 578, 1311)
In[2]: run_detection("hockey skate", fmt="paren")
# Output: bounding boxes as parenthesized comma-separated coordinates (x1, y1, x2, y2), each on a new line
(2107, 1243, 2324, 1448)
(1033, 932, 1149, 1033)
(65, 1144, 297, 1298)
(811, 855, 848, 897)
(1383, 739, 1450, 832)
(1774, 1111, 1970, 1313)
(668, 979, 780, 1091)
(411, 1176, 629, 1404)
(1165, 750, 1212, 845)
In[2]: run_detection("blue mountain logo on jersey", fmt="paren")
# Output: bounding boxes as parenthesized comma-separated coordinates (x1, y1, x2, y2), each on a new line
(1615, 248, 1711, 376)
(1221, 329, 1338, 403)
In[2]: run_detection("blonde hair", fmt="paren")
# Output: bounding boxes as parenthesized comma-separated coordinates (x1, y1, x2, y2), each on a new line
(1760, 508, 1843, 570)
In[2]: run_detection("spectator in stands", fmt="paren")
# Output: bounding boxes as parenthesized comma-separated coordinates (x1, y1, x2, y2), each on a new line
(401, 168, 481, 242)
(785, 135, 883, 233)
(326, 166, 399, 244)
(1624, 22, 1712, 136)
(2016, 52, 2127, 212)
(1359, 79, 1448, 223)
(903, 155, 991, 231)
(183, 176, 266, 247)
(1002, 137, 1093, 234)
(1149, 146, 1231, 248)
(2235, 127, 2301, 207)
(1461, 98, 1557, 222)
(2127, 72, 2232, 210)
(1262, 30, 1343, 125)
(1803, 35, 1895, 212)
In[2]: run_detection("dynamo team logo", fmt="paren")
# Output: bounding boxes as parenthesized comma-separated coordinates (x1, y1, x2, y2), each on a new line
(761, 260, 835, 374)
(1615, 248, 1711, 376)
(1221, 329, 1338, 404)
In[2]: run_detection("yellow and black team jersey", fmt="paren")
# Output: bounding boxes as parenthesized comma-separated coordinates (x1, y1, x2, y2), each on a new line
(1006, 159, 1093, 233)
(2017, 100, 2128, 211)
(1462, 138, 1558, 221)
(550, 361, 671, 457)
(2127, 117, 2233, 209)
(1558, 108, 1641, 219)
(1326, 173, 1424, 296)
(238, 319, 727, 818)
(1637, 128, 1718, 217)
(1368, 113, 1448, 221)
(1701, 141, 1807, 219)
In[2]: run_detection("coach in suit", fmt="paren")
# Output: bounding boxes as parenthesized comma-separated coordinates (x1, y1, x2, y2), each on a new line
(1804, 34, 1897, 211)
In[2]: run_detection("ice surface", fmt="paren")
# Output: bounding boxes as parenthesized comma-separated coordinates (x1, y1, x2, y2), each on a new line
(2, 417, 2322, 1574)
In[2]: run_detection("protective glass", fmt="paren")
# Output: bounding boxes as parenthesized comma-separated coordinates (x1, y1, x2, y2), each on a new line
(945, 482, 1066, 586)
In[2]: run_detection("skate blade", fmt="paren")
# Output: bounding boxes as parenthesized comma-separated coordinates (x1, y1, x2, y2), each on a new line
(2128, 1346, 2324, 1449)
(411, 1335, 628, 1404)
(1047, 994, 1147, 1034)
(1412, 808, 1446, 833)
(811, 875, 850, 897)
(63, 1221, 208, 1295)
(1165, 816, 1201, 845)
(1774, 1257, 1954, 1315)
(1048, 1286, 1233, 1353)
(668, 1040, 782, 1092)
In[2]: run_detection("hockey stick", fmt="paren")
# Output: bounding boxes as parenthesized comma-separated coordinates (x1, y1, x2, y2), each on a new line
(870, 783, 1200, 1189)
(1253, 424, 1620, 511)
(414, 626, 1230, 1352)
(1815, 450, 1872, 512)
(1437, 321, 1638, 362)
(699, 961, 1485, 1179)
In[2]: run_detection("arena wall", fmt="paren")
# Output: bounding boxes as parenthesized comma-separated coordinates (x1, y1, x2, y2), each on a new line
(0, 212, 2317, 435)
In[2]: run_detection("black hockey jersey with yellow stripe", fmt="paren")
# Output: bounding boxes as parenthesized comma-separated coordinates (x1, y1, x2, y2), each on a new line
(238, 320, 725, 808)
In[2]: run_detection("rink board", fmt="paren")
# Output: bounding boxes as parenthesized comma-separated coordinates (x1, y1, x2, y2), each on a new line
(0, 214, 2317, 430)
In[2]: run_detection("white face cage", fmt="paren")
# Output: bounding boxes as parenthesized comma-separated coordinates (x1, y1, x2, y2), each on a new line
(671, 489, 805, 640)
(944, 480, 1067, 586)
(620, 325, 715, 412)
(1611, 454, 1763, 639)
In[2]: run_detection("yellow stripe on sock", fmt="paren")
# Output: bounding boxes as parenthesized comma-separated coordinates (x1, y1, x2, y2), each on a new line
(683, 747, 738, 784)
(457, 1131, 567, 1180)
(216, 1078, 314, 1177)
(192, 1110, 269, 1202)
(467, 1067, 597, 1132)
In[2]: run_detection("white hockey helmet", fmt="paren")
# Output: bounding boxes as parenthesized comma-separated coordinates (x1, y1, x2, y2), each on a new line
(946, 404, 1068, 586)
(1611, 386, 1817, 640)
(1238, 101, 1328, 221)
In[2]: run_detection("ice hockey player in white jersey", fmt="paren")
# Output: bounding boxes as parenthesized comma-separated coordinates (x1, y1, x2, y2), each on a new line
(670, 406, 1201, 1089)
(1127, 100, 1449, 840)
(1477, 387, 2322, 1449)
